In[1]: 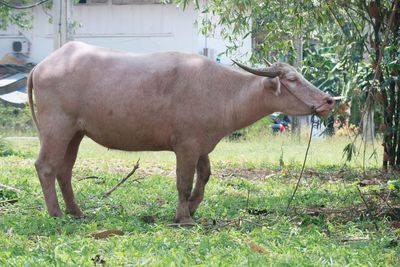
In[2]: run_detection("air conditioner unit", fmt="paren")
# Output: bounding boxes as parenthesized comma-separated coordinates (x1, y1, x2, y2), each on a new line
(12, 41, 29, 55)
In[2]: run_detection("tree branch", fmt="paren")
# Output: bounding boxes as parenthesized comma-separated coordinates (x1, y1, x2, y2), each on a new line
(104, 159, 141, 197)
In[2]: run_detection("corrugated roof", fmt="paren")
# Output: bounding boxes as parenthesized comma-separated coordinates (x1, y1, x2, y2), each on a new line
(0, 63, 34, 106)
(0, 86, 27, 106)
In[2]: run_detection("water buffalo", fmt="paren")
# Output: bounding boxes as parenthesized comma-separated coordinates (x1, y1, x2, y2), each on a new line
(28, 41, 335, 225)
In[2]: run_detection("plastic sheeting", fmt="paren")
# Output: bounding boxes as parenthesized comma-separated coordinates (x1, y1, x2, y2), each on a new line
(0, 86, 27, 106)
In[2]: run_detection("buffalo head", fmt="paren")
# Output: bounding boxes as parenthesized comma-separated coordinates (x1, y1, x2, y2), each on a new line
(232, 60, 335, 117)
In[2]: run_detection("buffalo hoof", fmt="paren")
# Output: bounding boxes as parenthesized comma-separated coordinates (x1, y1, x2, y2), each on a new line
(66, 208, 85, 219)
(49, 211, 63, 218)
(168, 222, 197, 228)
(170, 216, 195, 227)
(48, 209, 63, 218)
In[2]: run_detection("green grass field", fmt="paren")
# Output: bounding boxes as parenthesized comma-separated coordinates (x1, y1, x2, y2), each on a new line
(0, 134, 399, 266)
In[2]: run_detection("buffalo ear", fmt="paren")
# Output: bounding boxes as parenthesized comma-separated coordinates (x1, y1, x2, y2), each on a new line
(263, 77, 281, 96)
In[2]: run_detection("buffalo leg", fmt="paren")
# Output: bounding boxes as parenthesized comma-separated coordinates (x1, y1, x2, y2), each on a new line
(56, 132, 84, 218)
(35, 120, 77, 217)
(189, 154, 211, 216)
(173, 148, 198, 224)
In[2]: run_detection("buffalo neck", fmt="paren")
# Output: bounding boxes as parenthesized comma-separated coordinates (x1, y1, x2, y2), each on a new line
(226, 77, 275, 133)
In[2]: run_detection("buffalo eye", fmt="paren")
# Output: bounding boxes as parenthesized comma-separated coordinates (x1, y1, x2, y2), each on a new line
(287, 76, 297, 82)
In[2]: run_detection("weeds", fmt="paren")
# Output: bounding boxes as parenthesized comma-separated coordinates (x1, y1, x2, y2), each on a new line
(0, 137, 18, 157)
(0, 104, 34, 135)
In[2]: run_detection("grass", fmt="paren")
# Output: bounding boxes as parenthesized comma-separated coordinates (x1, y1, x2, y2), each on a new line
(0, 134, 398, 266)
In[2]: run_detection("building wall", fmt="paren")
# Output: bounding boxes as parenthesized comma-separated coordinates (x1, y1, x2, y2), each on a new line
(0, 3, 251, 64)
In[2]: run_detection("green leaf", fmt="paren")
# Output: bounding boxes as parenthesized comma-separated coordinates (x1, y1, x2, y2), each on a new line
(387, 62, 400, 70)
(342, 143, 357, 162)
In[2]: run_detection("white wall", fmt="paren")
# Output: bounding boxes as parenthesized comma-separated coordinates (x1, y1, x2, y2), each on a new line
(73, 4, 199, 53)
(0, 3, 252, 64)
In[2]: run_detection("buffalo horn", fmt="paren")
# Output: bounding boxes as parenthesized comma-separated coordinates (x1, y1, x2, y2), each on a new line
(263, 58, 272, 67)
(232, 59, 281, 78)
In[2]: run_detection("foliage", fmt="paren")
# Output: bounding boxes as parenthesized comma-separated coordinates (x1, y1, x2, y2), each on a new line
(229, 116, 275, 141)
(343, 142, 357, 162)
(0, 137, 15, 157)
(0, 187, 17, 201)
(176, 0, 400, 170)
(0, 104, 34, 135)
(0, 0, 34, 30)
(0, 135, 32, 157)
(388, 179, 400, 190)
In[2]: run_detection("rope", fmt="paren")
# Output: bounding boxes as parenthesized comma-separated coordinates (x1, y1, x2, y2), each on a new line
(285, 114, 317, 213)
(0, 0, 50, 10)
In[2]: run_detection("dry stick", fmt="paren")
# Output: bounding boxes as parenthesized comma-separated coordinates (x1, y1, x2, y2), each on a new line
(0, 199, 18, 205)
(356, 186, 379, 231)
(76, 176, 103, 182)
(0, 183, 22, 194)
(285, 116, 315, 213)
(340, 237, 369, 243)
(374, 191, 400, 220)
(246, 189, 250, 209)
(104, 159, 140, 197)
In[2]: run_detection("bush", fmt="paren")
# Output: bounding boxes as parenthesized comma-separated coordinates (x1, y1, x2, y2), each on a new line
(228, 116, 274, 140)
(0, 103, 34, 134)
(335, 124, 359, 137)
(0, 137, 16, 157)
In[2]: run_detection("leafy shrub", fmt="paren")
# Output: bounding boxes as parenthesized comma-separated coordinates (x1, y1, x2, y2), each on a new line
(388, 180, 400, 190)
(0, 188, 17, 202)
(228, 116, 274, 141)
(0, 136, 26, 157)
(0, 137, 15, 157)
(0, 103, 34, 134)
(335, 124, 359, 137)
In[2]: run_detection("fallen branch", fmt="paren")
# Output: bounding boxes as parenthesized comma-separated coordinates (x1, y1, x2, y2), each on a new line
(356, 186, 379, 231)
(374, 191, 400, 220)
(340, 237, 369, 243)
(0, 199, 18, 205)
(0, 183, 22, 194)
(76, 176, 103, 182)
(104, 159, 140, 197)
(90, 229, 124, 239)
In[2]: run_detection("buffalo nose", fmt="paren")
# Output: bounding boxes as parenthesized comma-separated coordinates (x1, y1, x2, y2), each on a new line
(325, 97, 335, 107)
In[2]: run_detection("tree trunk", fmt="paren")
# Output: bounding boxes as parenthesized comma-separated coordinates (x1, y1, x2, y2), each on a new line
(389, 80, 397, 168)
(395, 80, 400, 169)
(391, 2, 400, 169)
(379, 0, 399, 171)
(396, 80, 400, 168)
(362, 110, 374, 142)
